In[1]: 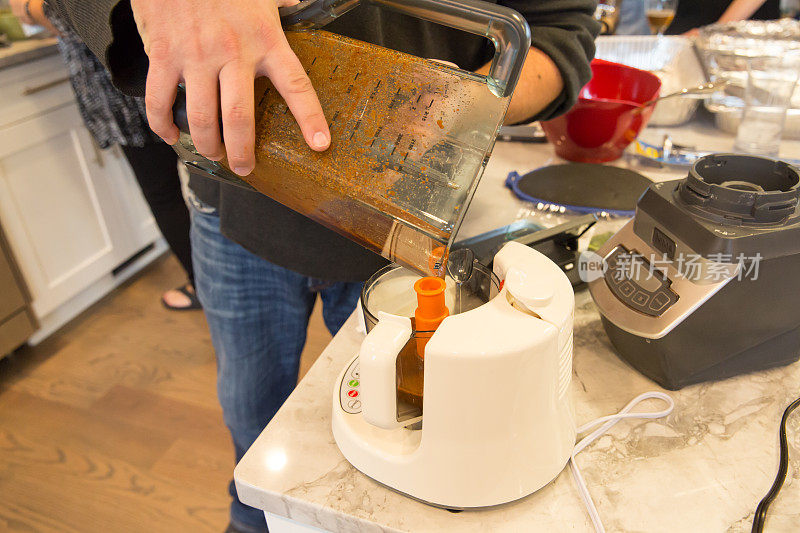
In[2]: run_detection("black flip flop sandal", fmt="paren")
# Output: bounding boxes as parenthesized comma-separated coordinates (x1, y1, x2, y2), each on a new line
(161, 284, 202, 311)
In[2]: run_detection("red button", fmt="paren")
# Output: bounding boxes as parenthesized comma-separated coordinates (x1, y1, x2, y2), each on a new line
(347, 390, 359, 398)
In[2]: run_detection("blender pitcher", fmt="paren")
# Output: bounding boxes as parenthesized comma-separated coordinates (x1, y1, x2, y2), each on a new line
(172, 0, 531, 276)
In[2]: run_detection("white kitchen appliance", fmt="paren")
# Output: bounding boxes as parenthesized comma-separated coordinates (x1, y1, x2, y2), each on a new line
(331, 242, 575, 508)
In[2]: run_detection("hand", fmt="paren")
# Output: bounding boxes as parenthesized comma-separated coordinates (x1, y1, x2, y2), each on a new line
(10, 0, 58, 34)
(10, 0, 35, 24)
(130, 0, 330, 176)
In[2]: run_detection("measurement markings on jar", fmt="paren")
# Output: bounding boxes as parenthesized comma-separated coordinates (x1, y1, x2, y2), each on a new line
(390, 134, 403, 156)
(349, 119, 362, 140)
(370, 126, 384, 148)
(368, 79, 382, 100)
(388, 87, 404, 109)
(257, 87, 270, 109)
(329, 110, 340, 131)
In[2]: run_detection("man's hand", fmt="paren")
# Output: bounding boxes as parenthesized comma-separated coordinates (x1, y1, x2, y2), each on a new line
(10, 0, 57, 33)
(130, 0, 330, 176)
(10, 0, 34, 24)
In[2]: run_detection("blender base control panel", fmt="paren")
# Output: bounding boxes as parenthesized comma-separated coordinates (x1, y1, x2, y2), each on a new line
(339, 357, 362, 414)
(604, 246, 679, 317)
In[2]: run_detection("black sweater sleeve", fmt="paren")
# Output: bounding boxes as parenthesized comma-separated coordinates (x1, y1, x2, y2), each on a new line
(49, 0, 599, 116)
(503, 0, 599, 121)
(48, 0, 148, 96)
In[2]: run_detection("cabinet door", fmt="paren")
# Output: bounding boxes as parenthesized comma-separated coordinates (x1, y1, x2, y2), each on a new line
(98, 144, 161, 253)
(0, 243, 26, 319)
(0, 53, 74, 129)
(0, 104, 132, 317)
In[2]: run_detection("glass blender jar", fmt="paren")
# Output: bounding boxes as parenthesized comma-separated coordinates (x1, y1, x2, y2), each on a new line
(172, 0, 531, 276)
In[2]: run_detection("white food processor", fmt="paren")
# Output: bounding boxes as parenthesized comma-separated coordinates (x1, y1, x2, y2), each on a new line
(331, 242, 576, 509)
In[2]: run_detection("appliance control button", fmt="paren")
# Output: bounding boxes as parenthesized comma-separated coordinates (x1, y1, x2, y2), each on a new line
(618, 280, 636, 297)
(649, 292, 671, 313)
(348, 379, 360, 388)
(632, 291, 650, 306)
(347, 389, 359, 398)
(347, 399, 361, 410)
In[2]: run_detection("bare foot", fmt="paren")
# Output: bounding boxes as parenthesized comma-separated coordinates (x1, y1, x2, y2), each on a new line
(161, 284, 199, 310)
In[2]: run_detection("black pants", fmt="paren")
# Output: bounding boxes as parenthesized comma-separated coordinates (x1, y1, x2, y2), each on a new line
(121, 142, 194, 285)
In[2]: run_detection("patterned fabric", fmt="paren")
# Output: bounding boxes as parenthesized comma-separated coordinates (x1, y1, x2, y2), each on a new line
(44, 3, 159, 148)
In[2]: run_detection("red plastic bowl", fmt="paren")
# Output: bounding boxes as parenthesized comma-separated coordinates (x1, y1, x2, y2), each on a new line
(541, 59, 662, 163)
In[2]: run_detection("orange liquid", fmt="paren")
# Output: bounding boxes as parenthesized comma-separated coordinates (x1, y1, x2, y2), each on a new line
(212, 30, 508, 276)
(396, 334, 427, 415)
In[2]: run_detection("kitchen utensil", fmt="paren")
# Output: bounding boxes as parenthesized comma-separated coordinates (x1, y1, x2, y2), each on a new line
(172, 0, 531, 276)
(633, 135, 800, 169)
(595, 35, 707, 126)
(589, 153, 800, 390)
(640, 80, 726, 108)
(445, 247, 475, 314)
(632, 135, 715, 167)
(333, 242, 575, 508)
(541, 59, 661, 163)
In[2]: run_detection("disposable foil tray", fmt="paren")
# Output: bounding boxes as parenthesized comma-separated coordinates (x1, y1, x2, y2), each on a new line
(696, 19, 800, 139)
(595, 35, 706, 126)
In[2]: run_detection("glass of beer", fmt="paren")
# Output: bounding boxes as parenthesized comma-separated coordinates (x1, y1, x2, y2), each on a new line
(645, 0, 677, 36)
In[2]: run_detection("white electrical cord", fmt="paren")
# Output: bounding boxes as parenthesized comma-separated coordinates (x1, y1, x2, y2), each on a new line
(569, 391, 675, 533)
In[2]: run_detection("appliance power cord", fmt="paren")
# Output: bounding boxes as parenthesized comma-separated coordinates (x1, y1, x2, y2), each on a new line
(570, 391, 675, 533)
(751, 396, 800, 533)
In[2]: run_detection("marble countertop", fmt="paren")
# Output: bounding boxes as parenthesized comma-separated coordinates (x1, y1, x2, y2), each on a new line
(0, 37, 58, 70)
(234, 123, 800, 532)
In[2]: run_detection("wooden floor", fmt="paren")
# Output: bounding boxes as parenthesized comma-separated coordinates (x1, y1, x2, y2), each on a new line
(0, 254, 333, 532)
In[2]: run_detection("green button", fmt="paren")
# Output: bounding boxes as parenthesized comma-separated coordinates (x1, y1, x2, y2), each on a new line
(348, 379, 359, 388)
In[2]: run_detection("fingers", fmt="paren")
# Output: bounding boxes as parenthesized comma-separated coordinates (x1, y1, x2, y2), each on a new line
(184, 71, 224, 160)
(144, 64, 180, 145)
(260, 40, 330, 152)
(219, 62, 256, 175)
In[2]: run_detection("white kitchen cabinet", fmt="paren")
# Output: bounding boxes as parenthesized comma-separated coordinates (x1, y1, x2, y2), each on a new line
(0, 53, 166, 344)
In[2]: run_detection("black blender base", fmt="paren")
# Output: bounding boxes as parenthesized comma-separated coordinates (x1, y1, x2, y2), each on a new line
(601, 317, 800, 390)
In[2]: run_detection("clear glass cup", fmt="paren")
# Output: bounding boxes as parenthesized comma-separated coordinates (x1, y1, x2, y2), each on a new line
(644, 0, 677, 36)
(734, 52, 800, 158)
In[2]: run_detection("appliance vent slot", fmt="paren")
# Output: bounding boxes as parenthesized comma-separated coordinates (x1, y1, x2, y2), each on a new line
(558, 334, 573, 399)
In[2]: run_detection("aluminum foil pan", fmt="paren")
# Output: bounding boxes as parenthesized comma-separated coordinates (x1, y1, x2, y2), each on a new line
(696, 19, 800, 139)
(595, 36, 706, 126)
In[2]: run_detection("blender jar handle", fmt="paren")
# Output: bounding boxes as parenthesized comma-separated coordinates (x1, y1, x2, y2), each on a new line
(280, 0, 531, 97)
(359, 312, 418, 429)
(369, 0, 530, 97)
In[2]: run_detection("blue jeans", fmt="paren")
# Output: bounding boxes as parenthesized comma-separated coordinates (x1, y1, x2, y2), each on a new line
(189, 199, 362, 530)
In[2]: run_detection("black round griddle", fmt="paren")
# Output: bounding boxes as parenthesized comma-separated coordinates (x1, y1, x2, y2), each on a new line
(506, 163, 654, 216)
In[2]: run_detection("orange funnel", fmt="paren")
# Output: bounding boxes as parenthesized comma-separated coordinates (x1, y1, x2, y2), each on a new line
(413, 277, 449, 358)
